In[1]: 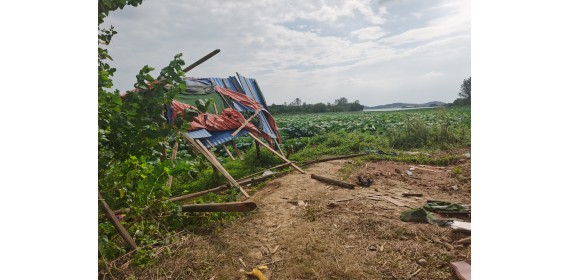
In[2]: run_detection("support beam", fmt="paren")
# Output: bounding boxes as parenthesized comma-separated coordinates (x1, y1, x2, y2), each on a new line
(274, 139, 286, 158)
(248, 132, 305, 174)
(98, 193, 137, 251)
(221, 144, 235, 160)
(182, 133, 250, 198)
(229, 140, 244, 160)
(231, 109, 260, 137)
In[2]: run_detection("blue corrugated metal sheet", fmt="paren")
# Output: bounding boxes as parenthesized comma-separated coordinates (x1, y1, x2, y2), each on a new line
(209, 77, 250, 112)
(196, 129, 249, 148)
(209, 75, 278, 140)
(187, 129, 212, 139)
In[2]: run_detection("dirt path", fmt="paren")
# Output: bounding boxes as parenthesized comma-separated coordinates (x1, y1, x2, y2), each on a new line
(114, 152, 471, 279)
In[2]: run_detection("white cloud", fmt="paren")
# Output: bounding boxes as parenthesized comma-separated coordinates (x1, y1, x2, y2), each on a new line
(350, 26, 387, 41)
(102, 0, 470, 105)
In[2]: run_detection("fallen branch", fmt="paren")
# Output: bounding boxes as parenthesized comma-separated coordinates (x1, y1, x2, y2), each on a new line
(181, 201, 257, 212)
(402, 193, 423, 197)
(98, 193, 137, 251)
(310, 174, 355, 189)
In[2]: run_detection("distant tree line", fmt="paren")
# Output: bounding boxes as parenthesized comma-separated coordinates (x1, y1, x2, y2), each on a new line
(451, 77, 471, 106)
(268, 97, 364, 114)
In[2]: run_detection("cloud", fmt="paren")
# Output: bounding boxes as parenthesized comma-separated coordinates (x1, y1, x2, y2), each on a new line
(350, 26, 387, 41)
(102, 0, 470, 105)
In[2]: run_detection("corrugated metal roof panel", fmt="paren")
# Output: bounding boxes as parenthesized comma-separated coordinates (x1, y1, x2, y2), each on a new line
(187, 129, 212, 139)
(198, 129, 249, 148)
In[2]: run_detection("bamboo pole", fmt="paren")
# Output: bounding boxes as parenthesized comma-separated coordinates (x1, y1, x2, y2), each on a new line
(182, 133, 250, 198)
(229, 140, 244, 160)
(98, 193, 137, 251)
(310, 174, 355, 189)
(182, 49, 221, 73)
(248, 132, 305, 174)
(231, 110, 260, 137)
(221, 144, 235, 160)
(274, 138, 286, 157)
(181, 201, 257, 212)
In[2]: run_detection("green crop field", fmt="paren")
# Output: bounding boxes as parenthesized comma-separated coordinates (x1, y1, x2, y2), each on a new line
(266, 106, 471, 159)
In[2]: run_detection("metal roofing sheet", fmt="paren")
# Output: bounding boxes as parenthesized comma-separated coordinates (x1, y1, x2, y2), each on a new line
(198, 129, 249, 148)
(187, 129, 212, 139)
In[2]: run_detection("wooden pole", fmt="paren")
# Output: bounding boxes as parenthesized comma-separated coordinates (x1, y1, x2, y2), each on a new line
(98, 193, 137, 251)
(310, 174, 355, 189)
(248, 132, 305, 174)
(182, 133, 250, 198)
(229, 140, 244, 160)
(182, 201, 257, 212)
(274, 138, 286, 157)
(170, 173, 274, 203)
(182, 49, 221, 73)
(255, 140, 260, 159)
(231, 110, 260, 137)
(221, 144, 235, 160)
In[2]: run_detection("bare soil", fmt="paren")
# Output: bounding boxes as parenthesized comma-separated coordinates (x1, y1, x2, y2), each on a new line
(109, 149, 471, 280)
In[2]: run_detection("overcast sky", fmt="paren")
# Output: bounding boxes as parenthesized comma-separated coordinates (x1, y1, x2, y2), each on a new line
(102, 0, 470, 106)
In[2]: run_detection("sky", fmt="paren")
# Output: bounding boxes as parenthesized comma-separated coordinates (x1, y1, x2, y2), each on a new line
(101, 0, 470, 106)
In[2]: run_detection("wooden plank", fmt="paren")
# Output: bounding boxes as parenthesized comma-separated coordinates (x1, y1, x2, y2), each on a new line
(248, 132, 305, 174)
(221, 143, 235, 160)
(450, 261, 471, 280)
(229, 140, 244, 160)
(98, 193, 137, 251)
(182, 49, 220, 73)
(170, 172, 276, 203)
(381, 196, 407, 207)
(182, 202, 257, 212)
(182, 133, 250, 198)
(402, 193, 423, 197)
(274, 138, 286, 158)
(311, 174, 355, 189)
(231, 110, 260, 137)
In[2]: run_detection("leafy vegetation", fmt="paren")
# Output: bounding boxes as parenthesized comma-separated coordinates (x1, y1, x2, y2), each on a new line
(272, 107, 470, 156)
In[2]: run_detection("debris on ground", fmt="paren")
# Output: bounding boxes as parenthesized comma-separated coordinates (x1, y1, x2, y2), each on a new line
(423, 200, 468, 213)
(311, 174, 356, 189)
(405, 170, 413, 176)
(402, 193, 423, 197)
(356, 175, 374, 187)
(450, 221, 471, 232)
(245, 267, 268, 280)
(450, 261, 471, 280)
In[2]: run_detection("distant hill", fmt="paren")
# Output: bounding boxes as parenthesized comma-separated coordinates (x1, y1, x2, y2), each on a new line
(363, 101, 446, 110)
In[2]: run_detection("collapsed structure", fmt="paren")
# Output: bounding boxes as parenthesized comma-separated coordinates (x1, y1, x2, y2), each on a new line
(99, 49, 305, 251)
(170, 73, 305, 198)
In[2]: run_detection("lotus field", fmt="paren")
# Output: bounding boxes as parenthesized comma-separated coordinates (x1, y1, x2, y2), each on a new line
(269, 106, 471, 156)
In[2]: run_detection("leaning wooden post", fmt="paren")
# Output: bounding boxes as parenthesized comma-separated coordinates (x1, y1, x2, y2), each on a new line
(182, 133, 250, 198)
(229, 140, 244, 160)
(254, 140, 260, 159)
(98, 193, 137, 251)
(182, 49, 221, 73)
(274, 139, 286, 157)
(248, 132, 305, 174)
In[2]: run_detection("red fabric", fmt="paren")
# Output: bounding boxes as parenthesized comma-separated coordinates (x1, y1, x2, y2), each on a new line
(214, 86, 282, 143)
